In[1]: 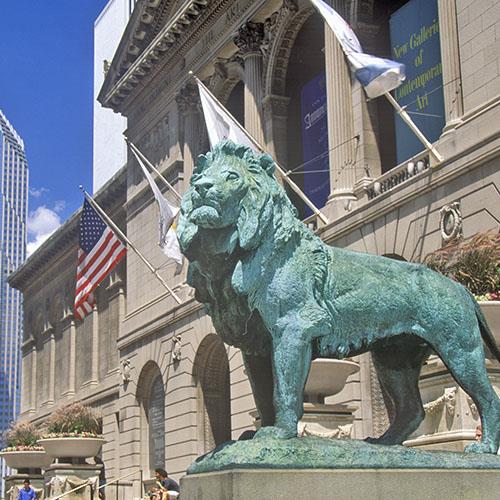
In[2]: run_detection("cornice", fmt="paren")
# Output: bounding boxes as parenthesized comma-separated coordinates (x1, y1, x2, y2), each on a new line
(98, 0, 210, 110)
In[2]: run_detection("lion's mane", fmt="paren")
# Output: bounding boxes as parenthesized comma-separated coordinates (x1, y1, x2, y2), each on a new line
(178, 141, 329, 355)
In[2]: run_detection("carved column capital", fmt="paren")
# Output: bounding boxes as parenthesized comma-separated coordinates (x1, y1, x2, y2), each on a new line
(234, 21, 265, 56)
(175, 82, 200, 114)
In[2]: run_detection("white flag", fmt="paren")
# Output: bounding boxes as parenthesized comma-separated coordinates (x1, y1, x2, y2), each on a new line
(196, 77, 258, 152)
(134, 153, 183, 265)
(310, 0, 405, 98)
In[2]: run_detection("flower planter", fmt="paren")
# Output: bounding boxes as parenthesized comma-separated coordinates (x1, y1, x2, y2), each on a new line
(479, 301, 500, 348)
(304, 359, 359, 398)
(0, 449, 53, 470)
(38, 437, 105, 460)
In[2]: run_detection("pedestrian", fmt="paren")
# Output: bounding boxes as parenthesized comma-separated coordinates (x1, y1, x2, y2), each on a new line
(94, 456, 106, 499)
(154, 468, 180, 499)
(18, 479, 36, 500)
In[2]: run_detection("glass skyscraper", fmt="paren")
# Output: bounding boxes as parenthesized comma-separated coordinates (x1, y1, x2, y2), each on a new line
(0, 110, 28, 484)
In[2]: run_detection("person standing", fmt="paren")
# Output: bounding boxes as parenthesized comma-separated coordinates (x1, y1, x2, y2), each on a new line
(17, 479, 36, 500)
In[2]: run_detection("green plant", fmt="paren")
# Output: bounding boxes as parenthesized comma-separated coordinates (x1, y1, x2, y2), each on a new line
(2, 421, 42, 450)
(424, 230, 500, 296)
(44, 402, 102, 437)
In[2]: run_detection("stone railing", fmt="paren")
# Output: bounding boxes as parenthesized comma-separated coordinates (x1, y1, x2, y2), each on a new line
(366, 150, 430, 200)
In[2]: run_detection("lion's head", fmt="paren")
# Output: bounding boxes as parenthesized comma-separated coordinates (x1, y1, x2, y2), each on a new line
(178, 140, 299, 254)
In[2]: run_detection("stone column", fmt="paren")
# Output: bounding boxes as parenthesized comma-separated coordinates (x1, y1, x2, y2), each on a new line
(324, 20, 357, 218)
(176, 83, 200, 191)
(234, 21, 266, 145)
(438, 0, 463, 131)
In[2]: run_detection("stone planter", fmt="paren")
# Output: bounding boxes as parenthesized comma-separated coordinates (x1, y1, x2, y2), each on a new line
(0, 449, 53, 470)
(38, 437, 105, 461)
(479, 301, 500, 348)
(305, 359, 359, 399)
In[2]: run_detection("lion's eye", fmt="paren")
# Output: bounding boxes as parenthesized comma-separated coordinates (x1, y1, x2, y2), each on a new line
(225, 171, 240, 181)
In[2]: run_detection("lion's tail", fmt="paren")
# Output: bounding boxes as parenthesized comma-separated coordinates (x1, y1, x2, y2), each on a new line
(471, 294, 500, 362)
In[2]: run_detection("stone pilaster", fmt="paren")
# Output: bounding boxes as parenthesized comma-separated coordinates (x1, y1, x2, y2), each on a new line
(68, 316, 76, 395)
(234, 21, 266, 145)
(324, 22, 357, 218)
(48, 328, 56, 405)
(176, 83, 201, 190)
(91, 305, 99, 384)
(438, 0, 463, 131)
(30, 342, 37, 411)
(262, 94, 290, 165)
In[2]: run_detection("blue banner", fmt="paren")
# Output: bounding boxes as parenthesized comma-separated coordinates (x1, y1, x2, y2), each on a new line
(300, 73, 330, 215)
(390, 0, 445, 164)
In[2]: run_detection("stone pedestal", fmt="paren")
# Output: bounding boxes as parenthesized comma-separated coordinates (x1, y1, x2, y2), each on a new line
(299, 402, 356, 438)
(4, 474, 44, 500)
(181, 468, 500, 500)
(44, 463, 101, 499)
(404, 357, 500, 452)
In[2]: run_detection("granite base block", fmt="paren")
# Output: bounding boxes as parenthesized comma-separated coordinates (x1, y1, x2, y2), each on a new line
(181, 468, 500, 500)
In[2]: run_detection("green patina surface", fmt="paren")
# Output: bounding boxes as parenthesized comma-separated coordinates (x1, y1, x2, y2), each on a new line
(178, 140, 500, 462)
(188, 437, 500, 474)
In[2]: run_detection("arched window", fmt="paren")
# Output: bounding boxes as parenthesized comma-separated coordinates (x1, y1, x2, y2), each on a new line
(148, 375, 165, 472)
(193, 335, 231, 454)
(137, 362, 166, 476)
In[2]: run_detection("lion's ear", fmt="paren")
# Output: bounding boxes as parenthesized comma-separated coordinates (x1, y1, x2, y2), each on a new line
(237, 191, 273, 250)
(259, 154, 275, 177)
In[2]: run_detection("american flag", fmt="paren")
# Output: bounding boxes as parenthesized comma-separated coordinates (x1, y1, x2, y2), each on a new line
(74, 199, 126, 320)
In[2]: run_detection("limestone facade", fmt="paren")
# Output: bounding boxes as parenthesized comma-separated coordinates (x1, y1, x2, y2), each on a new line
(9, 0, 500, 498)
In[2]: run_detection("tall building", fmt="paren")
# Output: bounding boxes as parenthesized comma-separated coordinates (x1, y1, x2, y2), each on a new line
(0, 110, 28, 483)
(93, 0, 137, 192)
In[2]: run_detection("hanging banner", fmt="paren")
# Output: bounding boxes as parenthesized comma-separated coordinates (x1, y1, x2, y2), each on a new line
(390, 0, 445, 164)
(300, 73, 330, 216)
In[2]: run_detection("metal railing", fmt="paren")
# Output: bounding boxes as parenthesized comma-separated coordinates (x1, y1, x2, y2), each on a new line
(51, 468, 142, 500)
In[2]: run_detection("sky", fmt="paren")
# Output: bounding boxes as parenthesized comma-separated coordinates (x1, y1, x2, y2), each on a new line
(0, 0, 110, 255)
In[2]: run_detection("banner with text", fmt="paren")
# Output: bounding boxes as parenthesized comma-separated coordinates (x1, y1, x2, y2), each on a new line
(390, 0, 445, 164)
(300, 73, 330, 216)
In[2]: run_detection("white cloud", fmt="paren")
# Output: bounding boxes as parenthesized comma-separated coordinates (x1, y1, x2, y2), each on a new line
(54, 200, 66, 213)
(27, 205, 62, 256)
(29, 187, 49, 198)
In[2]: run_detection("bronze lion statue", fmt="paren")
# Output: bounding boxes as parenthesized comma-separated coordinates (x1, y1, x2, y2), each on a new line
(178, 140, 500, 454)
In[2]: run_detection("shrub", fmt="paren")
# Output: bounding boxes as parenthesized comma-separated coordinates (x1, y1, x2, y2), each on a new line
(43, 402, 102, 437)
(3, 421, 42, 451)
(424, 230, 500, 297)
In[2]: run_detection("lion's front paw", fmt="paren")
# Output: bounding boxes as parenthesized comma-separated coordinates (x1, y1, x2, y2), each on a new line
(254, 425, 296, 440)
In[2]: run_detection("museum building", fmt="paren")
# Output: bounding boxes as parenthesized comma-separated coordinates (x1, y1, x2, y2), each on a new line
(9, 0, 500, 497)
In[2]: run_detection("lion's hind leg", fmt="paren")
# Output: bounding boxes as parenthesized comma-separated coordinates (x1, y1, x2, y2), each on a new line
(365, 335, 430, 445)
(432, 326, 500, 454)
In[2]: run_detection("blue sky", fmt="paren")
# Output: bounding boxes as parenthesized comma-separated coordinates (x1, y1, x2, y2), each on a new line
(0, 0, 109, 254)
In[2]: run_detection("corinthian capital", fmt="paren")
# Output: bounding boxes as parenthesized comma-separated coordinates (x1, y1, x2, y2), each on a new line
(234, 21, 265, 56)
(175, 82, 200, 113)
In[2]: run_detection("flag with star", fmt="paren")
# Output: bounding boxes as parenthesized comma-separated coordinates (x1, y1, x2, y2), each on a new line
(74, 198, 126, 320)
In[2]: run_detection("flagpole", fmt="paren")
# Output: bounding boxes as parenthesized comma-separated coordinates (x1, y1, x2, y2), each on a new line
(189, 72, 330, 226)
(125, 138, 182, 202)
(384, 92, 443, 164)
(79, 187, 183, 305)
